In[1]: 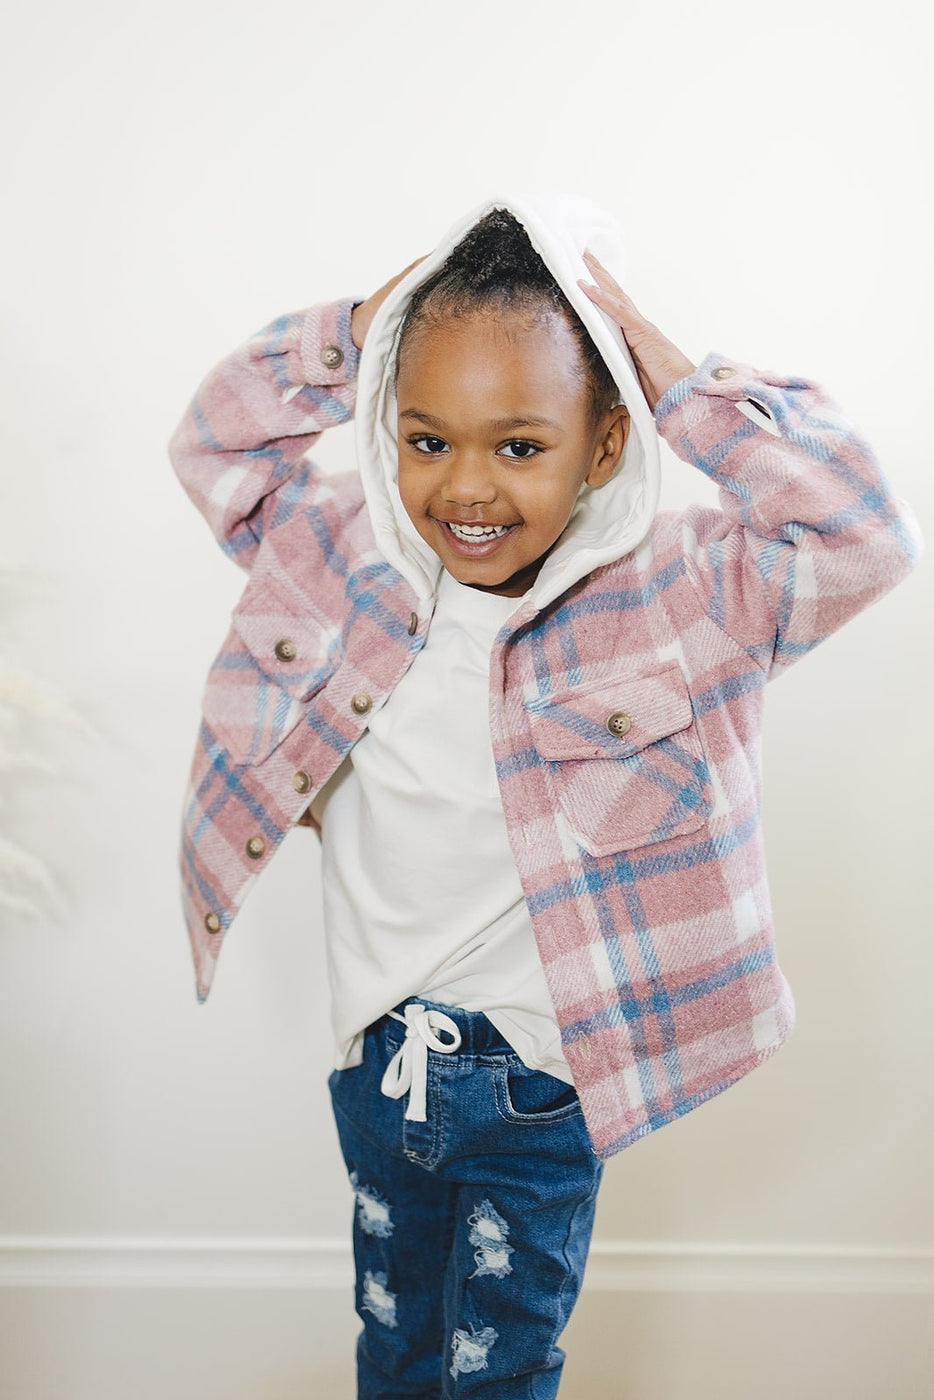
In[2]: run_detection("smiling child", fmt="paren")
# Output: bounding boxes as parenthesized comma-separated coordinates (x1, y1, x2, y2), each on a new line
(169, 196, 923, 1398)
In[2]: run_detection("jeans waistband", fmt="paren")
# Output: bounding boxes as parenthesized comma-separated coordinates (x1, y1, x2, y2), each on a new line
(376, 997, 516, 1125)
(380, 996, 515, 1056)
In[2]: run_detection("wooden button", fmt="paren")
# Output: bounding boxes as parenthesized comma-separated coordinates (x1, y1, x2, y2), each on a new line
(274, 639, 297, 662)
(351, 692, 372, 715)
(204, 911, 221, 934)
(246, 835, 266, 859)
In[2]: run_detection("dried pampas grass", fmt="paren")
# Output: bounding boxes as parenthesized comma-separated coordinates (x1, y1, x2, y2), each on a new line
(0, 649, 88, 921)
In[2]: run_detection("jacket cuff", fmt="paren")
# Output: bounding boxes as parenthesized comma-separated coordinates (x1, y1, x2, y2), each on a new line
(299, 296, 362, 386)
(654, 351, 790, 436)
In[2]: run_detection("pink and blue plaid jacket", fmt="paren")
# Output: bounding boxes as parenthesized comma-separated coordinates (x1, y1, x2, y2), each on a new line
(169, 296, 923, 1161)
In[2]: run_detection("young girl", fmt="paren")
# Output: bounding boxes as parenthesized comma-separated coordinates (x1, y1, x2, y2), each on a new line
(169, 194, 923, 1398)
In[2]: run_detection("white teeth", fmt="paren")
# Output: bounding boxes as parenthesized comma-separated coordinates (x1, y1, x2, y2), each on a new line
(447, 522, 512, 541)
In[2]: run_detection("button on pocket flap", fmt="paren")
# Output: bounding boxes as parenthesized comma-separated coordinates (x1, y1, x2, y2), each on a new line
(229, 575, 337, 701)
(528, 662, 695, 761)
(201, 574, 337, 765)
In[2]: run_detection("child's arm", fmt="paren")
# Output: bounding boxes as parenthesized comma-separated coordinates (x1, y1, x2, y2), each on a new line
(168, 299, 361, 573)
(168, 259, 423, 573)
(653, 360, 924, 681)
(580, 254, 924, 681)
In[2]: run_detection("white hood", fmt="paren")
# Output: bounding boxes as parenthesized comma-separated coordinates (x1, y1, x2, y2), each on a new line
(354, 191, 661, 613)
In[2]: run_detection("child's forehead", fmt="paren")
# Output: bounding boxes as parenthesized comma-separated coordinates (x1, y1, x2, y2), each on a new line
(396, 330, 592, 429)
(397, 305, 582, 383)
(408, 301, 565, 345)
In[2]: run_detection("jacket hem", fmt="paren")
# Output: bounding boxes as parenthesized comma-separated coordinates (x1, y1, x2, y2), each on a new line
(590, 1031, 790, 1163)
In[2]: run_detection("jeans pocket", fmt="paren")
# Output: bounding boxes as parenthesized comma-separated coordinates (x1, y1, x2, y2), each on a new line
(328, 1062, 366, 1105)
(494, 1061, 582, 1124)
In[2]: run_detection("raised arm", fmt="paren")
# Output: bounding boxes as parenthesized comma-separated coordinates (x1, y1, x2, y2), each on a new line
(578, 253, 924, 682)
(654, 355, 924, 682)
(168, 298, 361, 573)
(169, 258, 426, 573)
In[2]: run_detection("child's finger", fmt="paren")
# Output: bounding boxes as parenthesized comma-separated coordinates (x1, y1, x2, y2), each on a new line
(580, 260, 642, 316)
(582, 249, 626, 297)
(578, 277, 647, 327)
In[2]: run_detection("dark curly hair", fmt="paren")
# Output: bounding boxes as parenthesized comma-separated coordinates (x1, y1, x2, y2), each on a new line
(395, 208, 620, 425)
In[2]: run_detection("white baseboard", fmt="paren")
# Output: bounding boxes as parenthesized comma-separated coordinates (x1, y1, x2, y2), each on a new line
(4, 1238, 932, 1400)
(2, 1235, 931, 1294)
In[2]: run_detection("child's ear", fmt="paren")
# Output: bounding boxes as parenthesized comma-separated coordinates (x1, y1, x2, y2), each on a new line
(585, 405, 630, 488)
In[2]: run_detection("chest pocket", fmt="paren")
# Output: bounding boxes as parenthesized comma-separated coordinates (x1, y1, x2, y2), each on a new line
(201, 574, 339, 766)
(527, 661, 713, 856)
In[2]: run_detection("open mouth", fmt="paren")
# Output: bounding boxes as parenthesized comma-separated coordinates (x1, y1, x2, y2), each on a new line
(436, 519, 520, 555)
(447, 521, 513, 540)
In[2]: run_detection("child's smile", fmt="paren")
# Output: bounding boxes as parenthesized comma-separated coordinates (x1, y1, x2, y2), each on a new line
(438, 518, 520, 555)
(395, 309, 629, 597)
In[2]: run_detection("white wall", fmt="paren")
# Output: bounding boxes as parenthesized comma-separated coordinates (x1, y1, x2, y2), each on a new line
(1, 0, 931, 1395)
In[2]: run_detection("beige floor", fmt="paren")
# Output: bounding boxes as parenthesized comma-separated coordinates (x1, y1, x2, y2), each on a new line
(1, 1285, 930, 1398)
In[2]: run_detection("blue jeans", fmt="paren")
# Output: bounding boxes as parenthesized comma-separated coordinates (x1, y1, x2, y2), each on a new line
(327, 994, 604, 1399)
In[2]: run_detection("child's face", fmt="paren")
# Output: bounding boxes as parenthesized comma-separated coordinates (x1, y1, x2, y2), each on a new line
(395, 309, 629, 597)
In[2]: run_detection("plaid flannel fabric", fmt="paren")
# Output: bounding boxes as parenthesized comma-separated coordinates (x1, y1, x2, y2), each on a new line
(170, 300, 923, 1160)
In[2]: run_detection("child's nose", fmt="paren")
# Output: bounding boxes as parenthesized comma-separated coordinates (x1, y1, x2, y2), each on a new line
(440, 451, 497, 506)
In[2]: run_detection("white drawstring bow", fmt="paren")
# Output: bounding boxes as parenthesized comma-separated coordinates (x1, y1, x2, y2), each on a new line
(380, 1003, 463, 1121)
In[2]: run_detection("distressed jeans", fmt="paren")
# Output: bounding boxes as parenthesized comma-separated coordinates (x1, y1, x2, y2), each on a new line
(327, 994, 605, 1399)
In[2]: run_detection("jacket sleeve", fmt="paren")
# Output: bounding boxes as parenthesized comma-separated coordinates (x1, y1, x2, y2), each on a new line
(653, 352, 925, 682)
(168, 297, 361, 572)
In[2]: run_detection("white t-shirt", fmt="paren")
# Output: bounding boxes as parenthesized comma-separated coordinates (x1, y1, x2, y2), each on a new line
(310, 566, 574, 1084)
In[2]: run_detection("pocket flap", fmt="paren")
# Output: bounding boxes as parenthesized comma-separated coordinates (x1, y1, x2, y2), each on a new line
(528, 662, 695, 761)
(229, 575, 337, 701)
(201, 574, 338, 765)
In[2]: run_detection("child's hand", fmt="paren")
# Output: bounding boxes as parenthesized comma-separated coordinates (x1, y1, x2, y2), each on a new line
(578, 250, 696, 414)
(351, 256, 428, 350)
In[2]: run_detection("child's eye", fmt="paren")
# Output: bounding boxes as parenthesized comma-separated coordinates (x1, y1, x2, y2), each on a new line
(499, 440, 541, 460)
(408, 434, 449, 455)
